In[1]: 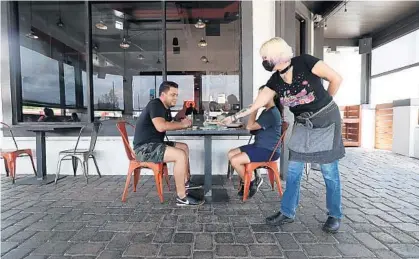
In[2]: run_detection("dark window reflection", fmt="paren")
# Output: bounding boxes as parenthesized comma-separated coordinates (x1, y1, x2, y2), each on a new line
(18, 1, 87, 122)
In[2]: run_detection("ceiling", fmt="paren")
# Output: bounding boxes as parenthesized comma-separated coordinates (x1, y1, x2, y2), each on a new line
(303, 1, 419, 39)
(20, 1, 240, 73)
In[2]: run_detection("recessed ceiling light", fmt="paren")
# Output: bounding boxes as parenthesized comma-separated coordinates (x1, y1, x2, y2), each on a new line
(95, 20, 107, 30)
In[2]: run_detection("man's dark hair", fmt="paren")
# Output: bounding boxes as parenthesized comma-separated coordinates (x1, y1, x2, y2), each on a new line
(159, 81, 178, 96)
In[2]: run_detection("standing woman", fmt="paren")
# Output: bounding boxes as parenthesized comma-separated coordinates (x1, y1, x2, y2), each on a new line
(221, 37, 344, 233)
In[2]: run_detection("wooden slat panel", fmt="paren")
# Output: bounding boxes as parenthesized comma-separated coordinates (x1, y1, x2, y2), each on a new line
(375, 103, 393, 150)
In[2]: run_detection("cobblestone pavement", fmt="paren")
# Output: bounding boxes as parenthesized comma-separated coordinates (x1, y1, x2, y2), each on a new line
(1, 148, 419, 259)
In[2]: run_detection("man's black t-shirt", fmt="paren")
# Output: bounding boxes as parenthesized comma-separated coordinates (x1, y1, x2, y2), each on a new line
(134, 98, 172, 149)
(266, 54, 332, 115)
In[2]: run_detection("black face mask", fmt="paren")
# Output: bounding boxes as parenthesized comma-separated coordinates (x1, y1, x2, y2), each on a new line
(262, 60, 275, 72)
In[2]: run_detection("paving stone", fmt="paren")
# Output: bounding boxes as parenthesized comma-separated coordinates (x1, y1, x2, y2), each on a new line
(106, 233, 135, 251)
(123, 243, 159, 257)
(280, 223, 309, 232)
(1, 248, 34, 259)
(96, 250, 123, 259)
(50, 231, 77, 241)
(382, 227, 418, 243)
(251, 224, 280, 233)
(333, 232, 360, 244)
(159, 244, 191, 257)
(1, 225, 28, 241)
(205, 223, 232, 232)
(153, 228, 175, 243)
(215, 244, 248, 257)
(130, 222, 159, 232)
(89, 231, 115, 242)
(249, 244, 282, 257)
(32, 241, 72, 256)
(173, 232, 194, 243)
(302, 244, 341, 257)
(1, 242, 19, 255)
(195, 233, 213, 250)
(275, 233, 300, 250)
(65, 243, 105, 256)
(254, 233, 276, 244)
(214, 233, 234, 243)
(285, 251, 309, 259)
(18, 231, 55, 249)
(335, 244, 375, 257)
(5, 230, 37, 243)
(353, 232, 388, 250)
(375, 250, 402, 259)
(70, 227, 99, 242)
(193, 251, 213, 259)
(234, 227, 255, 243)
(392, 223, 419, 232)
(131, 232, 154, 243)
(370, 232, 400, 244)
(177, 223, 203, 232)
(293, 232, 317, 244)
(387, 244, 419, 257)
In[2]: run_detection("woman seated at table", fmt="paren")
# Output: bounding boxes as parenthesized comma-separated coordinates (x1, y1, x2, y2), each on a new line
(227, 85, 283, 198)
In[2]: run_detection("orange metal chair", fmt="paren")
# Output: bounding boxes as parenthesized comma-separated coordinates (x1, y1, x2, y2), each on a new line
(1, 122, 37, 183)
(242, 122, 289, 201)
(116, 121, 170, 203)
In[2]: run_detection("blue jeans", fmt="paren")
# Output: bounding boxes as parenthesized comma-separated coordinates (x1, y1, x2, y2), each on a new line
(280, 160, 342, 219)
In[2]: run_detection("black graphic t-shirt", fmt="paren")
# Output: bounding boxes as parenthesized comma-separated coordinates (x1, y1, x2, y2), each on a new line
(133, 98, 172, 149)
(266, 54, 332, 115)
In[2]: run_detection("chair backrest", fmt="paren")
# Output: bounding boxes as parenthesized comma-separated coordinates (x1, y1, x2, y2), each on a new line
(88, 121, 102, 153)
(1, 122, 19, 150)
(116, 121, 136, 161)
(268, 121, 289, 162)
(73, 121, 102, 153)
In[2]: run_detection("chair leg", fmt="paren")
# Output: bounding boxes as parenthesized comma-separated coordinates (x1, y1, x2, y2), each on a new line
(268, 167, 283, 197)
(133, 168, 140, 192)
(71, 157, 78, 176)
(7, 158, 16, 184)
(55, 158, 64, 184)
(153, 170, 164, 203)
(3, 158, 10, 177)
(91, 155, 101, 177)
(122, 170, 133, 202)
(242, 170, 252, 202)
(82, 160, 89, 184)
(163, 165, 170, 191)
(273, 168, 283, 197)
(267, 168, 275, 190)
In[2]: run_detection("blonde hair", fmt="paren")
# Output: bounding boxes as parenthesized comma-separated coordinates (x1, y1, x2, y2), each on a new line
(259, 37, 294, 64)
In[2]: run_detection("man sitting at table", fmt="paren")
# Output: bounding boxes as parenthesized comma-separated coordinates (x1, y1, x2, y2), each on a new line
(227, 85, 283, 199)
(133, 81, 204, 206)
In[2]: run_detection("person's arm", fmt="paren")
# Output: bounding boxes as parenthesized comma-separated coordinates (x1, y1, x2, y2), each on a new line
(149, 101, 191, 132)
(302, 54, 342, 97)
(246, 110, 262, 131)
(312, 61, 342, 97)
(221, 87, 277, 125)
(152, 117, 191, 132)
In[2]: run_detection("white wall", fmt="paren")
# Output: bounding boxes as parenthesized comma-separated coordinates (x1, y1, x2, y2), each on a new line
(323, 47, 362, 106)
(392, 105, 419, 158)
(252, 0, 276, 98)
(414, 126, 419, 159)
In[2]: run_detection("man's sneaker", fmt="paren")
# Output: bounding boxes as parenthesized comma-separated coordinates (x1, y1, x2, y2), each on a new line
(185, 180, 202, 190)
(248, 176, 263, 199)
(176, 195, 205, 206)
